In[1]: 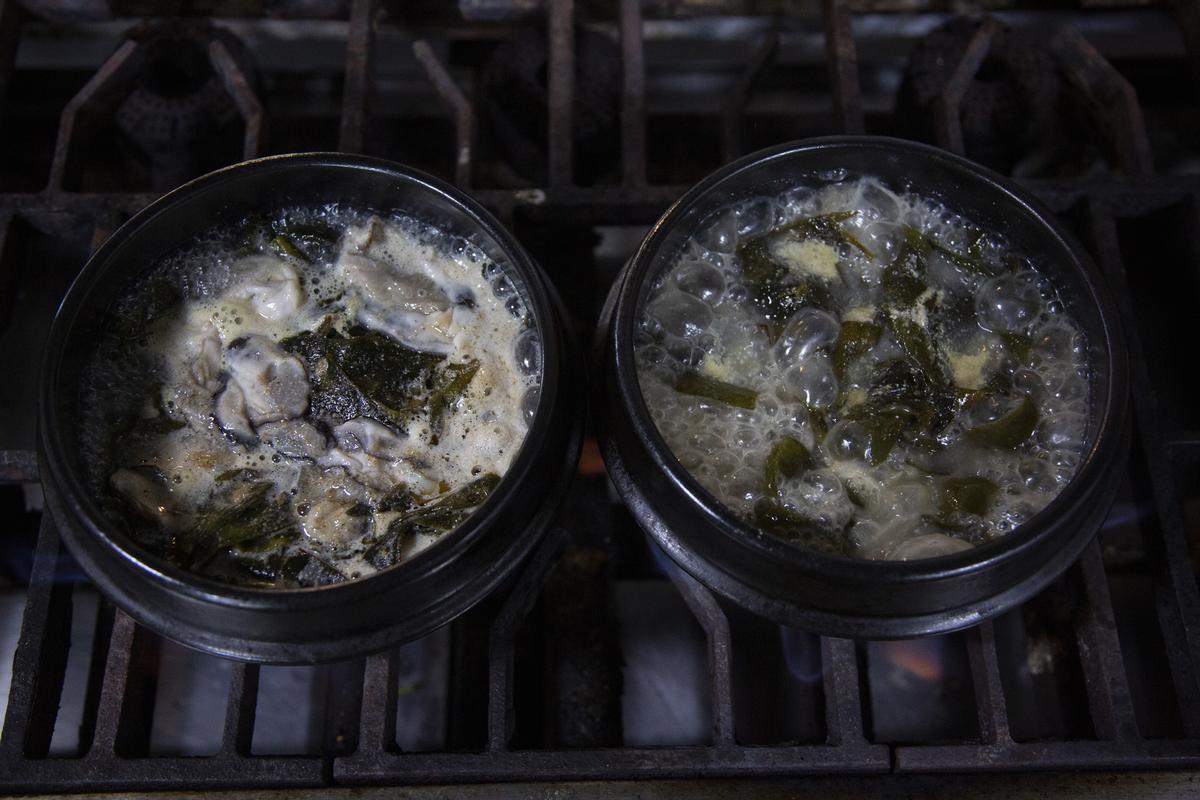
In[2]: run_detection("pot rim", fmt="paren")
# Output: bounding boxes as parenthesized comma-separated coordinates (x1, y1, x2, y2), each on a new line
(611, 135, 1129, 584)
(39, 151, 562, 610)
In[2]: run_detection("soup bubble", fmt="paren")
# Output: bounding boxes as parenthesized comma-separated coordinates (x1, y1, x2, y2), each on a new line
(646, 289, 713, 339)
(782, 357, 839, 408)
(673, 260, 726, 306)
(773, 308, 839, 365)
(976, 272, 1041, 332)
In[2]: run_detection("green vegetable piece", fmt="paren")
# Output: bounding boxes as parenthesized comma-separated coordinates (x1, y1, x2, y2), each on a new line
(752, 499, 850, 555)
(855, 409, 907, 466)
(889, 315, 940, 380)
(363, 474, 500, 569)
(434, 472, 501, 511)
(928, 235, 997, 277)
(847, 359, 955, 463)
(899, 224, 997, 277)
(427, 359, 480, 445)
(966, 395, 1039, 449)
(764, 436, 814, 494)
(880, 226, 929, 308)
(674, 370, 758, 410)
(282, 324, 444, 429)
(270, 234, 308, 262)
(178, 482, 301, 572)
(778, 210, 873, 259)
(379, 484, 420, 513)
(940, 477, 999, 517)
(197, 482, 298, 551)
(737, 239, 834, 322)
(832, 320, 882, 380)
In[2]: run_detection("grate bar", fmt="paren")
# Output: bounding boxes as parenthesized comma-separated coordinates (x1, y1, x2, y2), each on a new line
(546, 0, 575, 188)
(932, 17, 1003, 156)
(0, 515, 71, 758)
(486, 527, 569, 751)
(338, 0, 375, 154)
(335, 743, 891, 784)
(1074, 541, 1141, 741)
(820, 637, 874, 749)
(618, 0, 646, 188)
(1084, 197, 1200, 736)
(87, 611, 158, 757)
(721, 32, 778, 164)
(209, 38, 264, 161)
(47, 38, 144, 192)
(1051, 28, 1153, 176)
(966, 621, 1012, 745)
(412, 40, 474, 189)
(822, 0, 864, 135)
(220, 662, 260, 756)
(666, 565, 734, 747)
(895, 738, 1200, 773)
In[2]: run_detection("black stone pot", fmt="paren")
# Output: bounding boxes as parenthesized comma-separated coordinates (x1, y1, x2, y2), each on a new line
(39, 153, 584, 664)
(599, 137, 1129, 638)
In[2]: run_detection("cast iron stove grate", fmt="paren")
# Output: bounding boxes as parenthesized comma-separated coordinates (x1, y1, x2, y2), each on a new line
(0, 0, 1198, 793)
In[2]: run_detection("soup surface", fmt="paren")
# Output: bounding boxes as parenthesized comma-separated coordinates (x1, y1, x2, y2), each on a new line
(81, 207, 541, 587)
(635, 177, 1090, 560)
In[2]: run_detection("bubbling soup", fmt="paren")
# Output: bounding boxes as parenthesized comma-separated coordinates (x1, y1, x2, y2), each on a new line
(80, 206, 542, 588)
(634, 177, 1090, 560)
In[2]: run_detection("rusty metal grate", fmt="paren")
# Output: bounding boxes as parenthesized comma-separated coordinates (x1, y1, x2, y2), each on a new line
(1, 0, 1199, 793)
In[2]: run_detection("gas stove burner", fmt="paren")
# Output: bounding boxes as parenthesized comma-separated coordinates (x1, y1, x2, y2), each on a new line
(897, 16, 1068, 176)
(113, 20, 257, 191)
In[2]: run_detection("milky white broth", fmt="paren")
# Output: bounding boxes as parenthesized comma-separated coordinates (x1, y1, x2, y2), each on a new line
(634, 177, 1090, 560)
(80, 206, 541, 588)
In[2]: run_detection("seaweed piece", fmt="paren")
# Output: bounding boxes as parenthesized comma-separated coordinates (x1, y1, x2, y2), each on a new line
(764, 436, 814, 494)
(435, 472, 501, 510)
(848, 359, 953, 464)
(940, 476, 998, 517)
(881, 226, 929, 308)
(363, 474, 500, 569)
(832, 320, 881, 380)
(926, 232, 998, 277)
(269, 234, 308, 262)
(752, 499, 851, 555)
(674, 370, 758, 410)
(889, 315, 941, 380)
(195, 482, 299, 553)
(966, 394, 1039, 449)
(275, 220, 342, 263)
(379, 484, 421, 513)
(427, 359, 480, 445)
(738, 238, 834, 322)
(778, 210, 873, 258)
(281, 324, 444, 429)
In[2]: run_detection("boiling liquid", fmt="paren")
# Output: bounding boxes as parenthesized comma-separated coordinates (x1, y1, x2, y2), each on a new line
(635, 177, 1089, 560)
